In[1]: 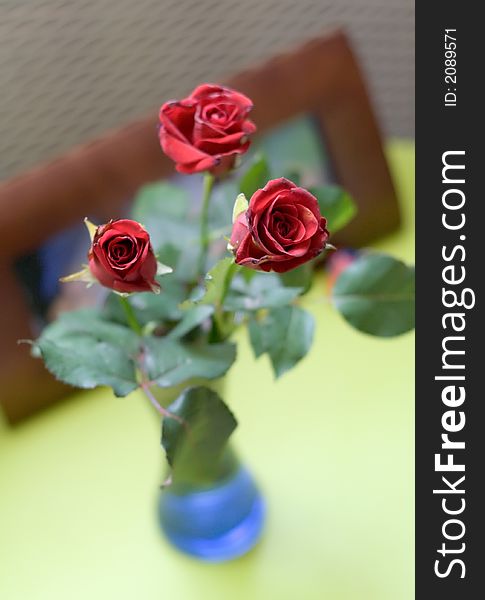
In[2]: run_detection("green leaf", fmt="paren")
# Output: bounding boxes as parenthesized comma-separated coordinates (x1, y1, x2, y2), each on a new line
(208, 180, 238, 231)
(162, 386, 237, 483)
(168, 305, 215, 339)
(142, 338, 236, 387)
(35, 309, 140, 396)
(283, 168, 302, 187)
(332, 253, 415, 337)
(157, 243, 181, 269)
(247, 317, 267, 358)
(224, 272, 302, 311)
(279, 262, 315, 293)
(311, 185, 357, 233)
(131, 181, 189, 222)
(131, 181, 200, 282)
(103, 276, 185, 325)
(186, 257, 237, 308)
(250, 116, 325, 176)
(239, 154, 270, 199)
(248, 306, 315, 377)
(38, 309, 140, 349)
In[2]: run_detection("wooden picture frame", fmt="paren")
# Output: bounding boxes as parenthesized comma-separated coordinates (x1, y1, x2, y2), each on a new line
(0, 29, 399, 422)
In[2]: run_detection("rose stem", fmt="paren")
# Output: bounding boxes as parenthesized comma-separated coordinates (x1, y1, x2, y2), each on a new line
(117, 296, 186, 425)
(198, 172, 215, 275)
(118, 295, 143, 335)
(212, 261, 239, 341)
(141, 382, 185, 425)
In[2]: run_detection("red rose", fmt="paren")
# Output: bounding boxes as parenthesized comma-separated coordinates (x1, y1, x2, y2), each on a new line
(88, 219, 160, 293)
(230, 178, 329, 273)
(158, 83, 256, 175)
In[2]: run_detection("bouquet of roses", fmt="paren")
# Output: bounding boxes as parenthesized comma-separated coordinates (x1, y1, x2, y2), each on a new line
(32, 84, 414, 557)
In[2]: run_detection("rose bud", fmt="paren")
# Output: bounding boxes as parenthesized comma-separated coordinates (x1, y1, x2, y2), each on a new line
(229, 178, 330, 273)
(61, 219, 169, 294)
(86, 219, 163, 293)
(158, 83, 256, 175)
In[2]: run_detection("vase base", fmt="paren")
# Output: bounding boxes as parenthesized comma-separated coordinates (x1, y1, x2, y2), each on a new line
(159, 467, 265, 562)
(162, 495, 265, 562)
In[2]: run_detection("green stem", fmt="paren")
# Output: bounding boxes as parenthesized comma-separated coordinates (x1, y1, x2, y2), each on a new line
(119, 295, 143, 335)
(198, 173, 215, 275)
(210, 262, 239, 342)
(141, 382, 185, 425)
(119, 298, 185, 427)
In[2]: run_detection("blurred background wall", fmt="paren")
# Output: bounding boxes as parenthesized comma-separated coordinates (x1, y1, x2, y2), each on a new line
(0, 0, 414, 182)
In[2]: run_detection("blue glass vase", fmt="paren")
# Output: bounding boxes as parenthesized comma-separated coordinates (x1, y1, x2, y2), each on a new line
(158, 449, 265, 562)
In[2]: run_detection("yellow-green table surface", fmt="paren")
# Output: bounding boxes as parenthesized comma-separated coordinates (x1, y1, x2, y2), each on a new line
(0, 141, 414, 600)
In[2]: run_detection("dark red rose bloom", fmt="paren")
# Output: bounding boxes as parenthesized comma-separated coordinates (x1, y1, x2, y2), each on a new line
(88, 219, 159, 293)
(230, 178, 330, 273)
(158, 83, 256, 175)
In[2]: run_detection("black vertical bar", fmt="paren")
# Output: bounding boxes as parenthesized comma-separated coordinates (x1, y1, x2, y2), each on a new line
(416, 3, 483, 597)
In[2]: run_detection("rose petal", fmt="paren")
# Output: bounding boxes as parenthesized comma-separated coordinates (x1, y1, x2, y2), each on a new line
(195, 131, 250, 152)
(159, 102, 196, 141)
(113, 238, 148, 276)
(175, 155, 220, 174)
(295, 204, 319, 239)
(208, 153, 238, 176)
(230, 211, 250, 250)
(259, 223, 285, 254)
(271, 213, 306, 245)
(111, 278, 156, 294)
(190, 84, 254, 112)
(134, 246, 158, 283)
(241, 119, 257, 135)
(283, 239, 311, 257)
(110, 219, 150, 236)
(287, 187, 321, 219)
(248, 178, 296, 216)
(161, 132, 212, 169)
(88, 254, 116, 288)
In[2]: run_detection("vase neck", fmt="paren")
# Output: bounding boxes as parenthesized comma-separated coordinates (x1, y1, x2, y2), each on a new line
(169, 445, 239, 493)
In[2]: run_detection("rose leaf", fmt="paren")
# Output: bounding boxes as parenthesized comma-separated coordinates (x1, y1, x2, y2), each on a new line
(142, 338, 236, 387)
(332, 253, 415, 337)
(248, 305, 315, 377)
(103, 276, 185, 325)
(167, 305, 215, 339)
(131, 181, 189, 222)
(224, 272, 302, 311)
(239, 153, 270, 199)
(162, 386, 237, 484)
(279, 262, 315, 293)
(183, 257, 237, 310)
(208, 179, 239, 231)
(310, 185, 357, 234)
(283, 168, 302, 187)
(131, 182, 200, 282)
(34, 308, 140, 396)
